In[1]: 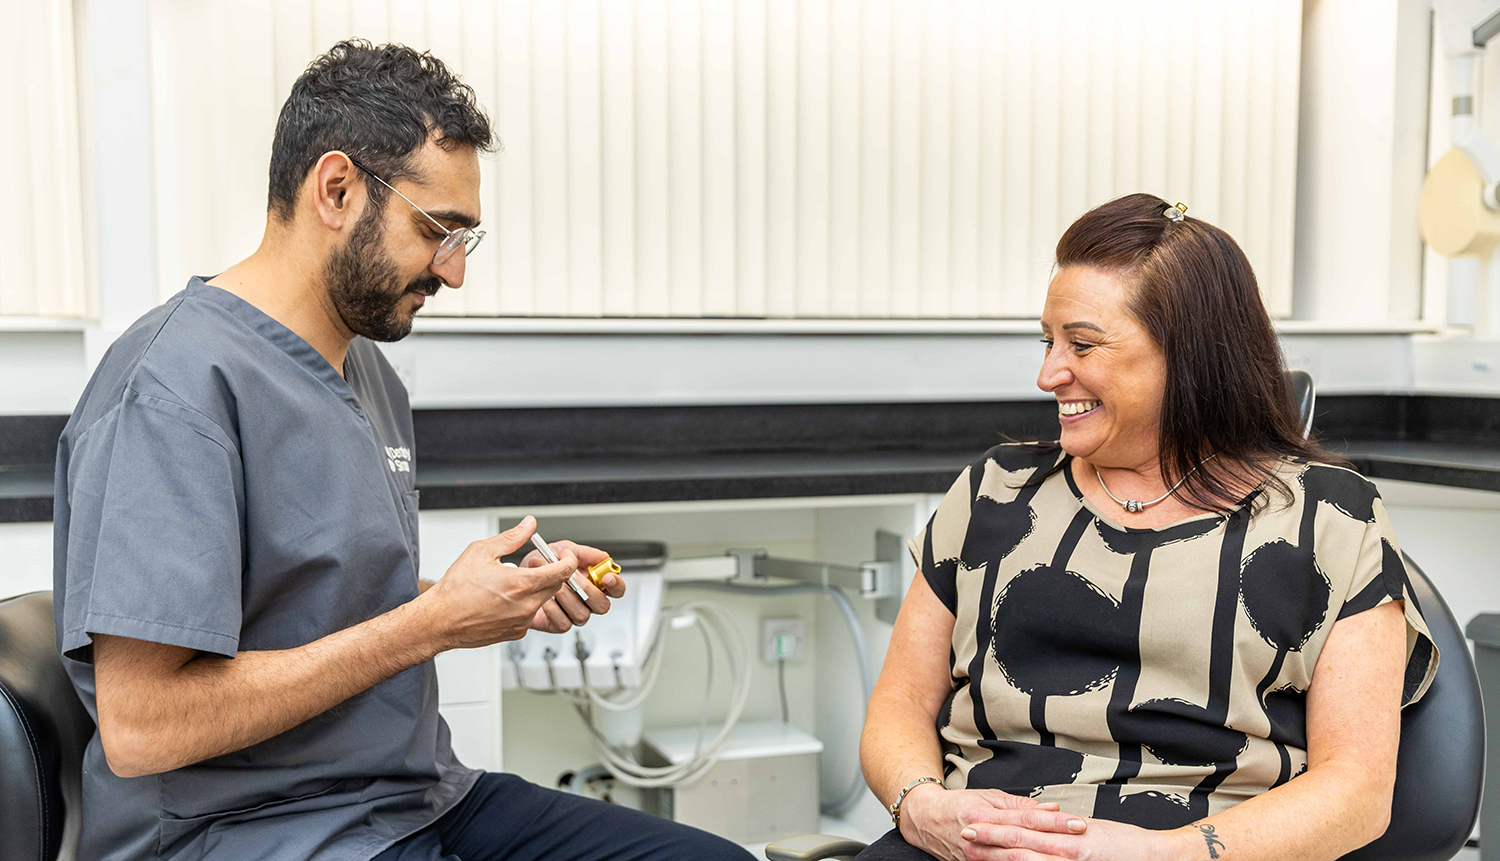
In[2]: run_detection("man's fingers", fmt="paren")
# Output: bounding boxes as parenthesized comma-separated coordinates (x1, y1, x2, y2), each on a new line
(527, 541, 624, 598)
(545, 539, 608, 567)
(522, 557, 578, 595)
(599, 572, 626, 598)
(478, 516, 536, 558)
(530, 605, 552, 632)
(572, 574, 611, 615)
(553, 580, 606, 625)
(538, 598, 572, 633)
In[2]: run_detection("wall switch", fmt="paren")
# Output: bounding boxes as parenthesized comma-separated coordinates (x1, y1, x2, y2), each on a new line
(762, 617, 806, 662)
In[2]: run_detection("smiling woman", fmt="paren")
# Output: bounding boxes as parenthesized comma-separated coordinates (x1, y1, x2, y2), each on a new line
(1044, 193, 1326, 518)
(856, 194, 1439, 861)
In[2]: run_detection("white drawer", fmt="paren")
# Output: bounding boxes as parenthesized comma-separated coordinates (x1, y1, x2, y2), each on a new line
(436, 644, 498, 705)
(439, 701, 499, 772)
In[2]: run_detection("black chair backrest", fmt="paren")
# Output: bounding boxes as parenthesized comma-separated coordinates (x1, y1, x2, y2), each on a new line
(1287, 369, 1315, 439)
(1338, 556, 1485, 860)
(1290, 370, 1482, 858)
(0, 591, 94, 861)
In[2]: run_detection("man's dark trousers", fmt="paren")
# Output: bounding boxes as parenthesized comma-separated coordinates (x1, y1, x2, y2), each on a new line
(373, 772, 755, 860)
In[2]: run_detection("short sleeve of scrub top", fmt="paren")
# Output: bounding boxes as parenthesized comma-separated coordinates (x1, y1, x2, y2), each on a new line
(61, 385, 245, 661)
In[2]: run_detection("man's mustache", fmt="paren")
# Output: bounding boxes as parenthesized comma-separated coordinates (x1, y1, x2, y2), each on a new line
(406, 278, 442, 297)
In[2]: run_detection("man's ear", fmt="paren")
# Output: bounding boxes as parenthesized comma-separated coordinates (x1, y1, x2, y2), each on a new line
(309, 151, 360, 231)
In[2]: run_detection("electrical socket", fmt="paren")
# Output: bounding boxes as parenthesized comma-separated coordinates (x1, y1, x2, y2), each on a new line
(761, 617, 806, 662)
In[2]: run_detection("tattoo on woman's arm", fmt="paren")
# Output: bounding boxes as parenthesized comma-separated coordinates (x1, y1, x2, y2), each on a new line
(1196, 824, 1226, 859)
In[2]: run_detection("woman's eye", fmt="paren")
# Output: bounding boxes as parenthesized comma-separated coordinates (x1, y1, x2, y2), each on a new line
(1073, 342, 1095, 354)
(1040, 338, 1053, 351)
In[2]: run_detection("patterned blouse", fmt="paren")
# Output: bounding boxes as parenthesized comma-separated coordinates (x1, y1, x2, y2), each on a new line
(908, 443, 1438, 829)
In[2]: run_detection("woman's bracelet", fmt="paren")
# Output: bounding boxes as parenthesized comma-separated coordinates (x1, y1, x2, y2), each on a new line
(889, 776, 943, 829)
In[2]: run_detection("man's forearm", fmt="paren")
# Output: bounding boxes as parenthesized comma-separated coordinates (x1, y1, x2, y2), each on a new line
(105, 597, 446, 777)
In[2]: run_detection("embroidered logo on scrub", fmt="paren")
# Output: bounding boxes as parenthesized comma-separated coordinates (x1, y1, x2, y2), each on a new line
(385, 445, 412, 474)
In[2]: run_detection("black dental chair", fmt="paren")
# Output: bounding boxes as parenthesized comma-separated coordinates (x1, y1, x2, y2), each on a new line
(767, 371, 1485, 861)
(0, 591, 93, 861)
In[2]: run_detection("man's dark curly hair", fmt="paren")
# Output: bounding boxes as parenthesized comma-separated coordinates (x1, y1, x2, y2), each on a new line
(266, 39, 497, 221)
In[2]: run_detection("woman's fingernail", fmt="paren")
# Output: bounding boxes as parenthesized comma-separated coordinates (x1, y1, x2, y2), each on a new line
(1068, 818, 1086, 832)
(961, 828, 977, 841)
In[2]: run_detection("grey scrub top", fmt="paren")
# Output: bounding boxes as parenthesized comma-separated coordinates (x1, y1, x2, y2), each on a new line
(53, 278, 480, 861)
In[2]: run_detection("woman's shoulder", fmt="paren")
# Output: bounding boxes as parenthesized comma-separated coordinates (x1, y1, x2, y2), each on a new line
(1266, 456, 1382, 521)
(972, 441, 1068, 480)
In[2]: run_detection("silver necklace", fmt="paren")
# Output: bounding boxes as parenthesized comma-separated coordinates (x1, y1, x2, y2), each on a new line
(1093, 455, 1217, 513)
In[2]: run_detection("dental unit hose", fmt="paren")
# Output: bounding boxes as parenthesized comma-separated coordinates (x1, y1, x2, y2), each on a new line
(679, 581, 875, 818)
(569, 600, 755, 790)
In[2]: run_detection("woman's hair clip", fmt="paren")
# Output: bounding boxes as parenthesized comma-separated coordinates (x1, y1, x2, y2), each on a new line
(1164, 202, 1188, 223)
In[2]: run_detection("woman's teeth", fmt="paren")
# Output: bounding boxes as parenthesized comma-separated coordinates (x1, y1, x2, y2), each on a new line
(1059, 400, 1100, 416)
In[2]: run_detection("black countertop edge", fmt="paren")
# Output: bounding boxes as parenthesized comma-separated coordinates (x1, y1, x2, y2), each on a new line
(9, 395, 1500, 522)
(1348, 458, 1500, 493)
(3, 395, 1500, 469)
(0, 497, 52, 524)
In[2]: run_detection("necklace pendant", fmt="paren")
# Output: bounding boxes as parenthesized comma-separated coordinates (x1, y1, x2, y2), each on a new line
(1124, 499, 1144, 513)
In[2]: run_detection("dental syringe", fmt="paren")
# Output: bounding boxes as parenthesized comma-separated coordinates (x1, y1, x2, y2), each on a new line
(530, 532, 622, 602)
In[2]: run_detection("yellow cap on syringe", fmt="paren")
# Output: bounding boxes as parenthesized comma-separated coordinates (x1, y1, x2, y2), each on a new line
(586, 558, 621, 588)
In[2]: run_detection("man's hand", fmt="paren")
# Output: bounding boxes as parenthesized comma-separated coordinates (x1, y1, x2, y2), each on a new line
(898, 785, 1087, 861)
(418, 516, 580, 649)
(520, 538, 628, 633)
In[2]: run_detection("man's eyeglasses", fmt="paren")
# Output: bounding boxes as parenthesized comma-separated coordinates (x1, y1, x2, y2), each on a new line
(348, 158, 485, 265)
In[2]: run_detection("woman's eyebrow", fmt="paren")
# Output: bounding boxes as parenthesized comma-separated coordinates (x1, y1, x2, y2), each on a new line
(1062, 321, 1106, 334)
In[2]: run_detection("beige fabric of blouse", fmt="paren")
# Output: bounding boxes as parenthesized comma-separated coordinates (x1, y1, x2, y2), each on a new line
(908, 444, 1438, 829)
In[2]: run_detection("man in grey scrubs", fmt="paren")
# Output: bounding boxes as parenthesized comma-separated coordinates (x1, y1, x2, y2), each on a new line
(54, 40, 751, 861)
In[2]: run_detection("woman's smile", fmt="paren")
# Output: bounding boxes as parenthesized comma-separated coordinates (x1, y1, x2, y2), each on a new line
(1058, 400, 1101, 421)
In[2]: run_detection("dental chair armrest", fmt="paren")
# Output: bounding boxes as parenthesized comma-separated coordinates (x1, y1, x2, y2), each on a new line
(764, 834, 870, 861)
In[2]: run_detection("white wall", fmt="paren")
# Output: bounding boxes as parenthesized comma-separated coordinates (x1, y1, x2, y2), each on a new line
(1375, 478, 1500, 637)
(0, 521, 56, 598)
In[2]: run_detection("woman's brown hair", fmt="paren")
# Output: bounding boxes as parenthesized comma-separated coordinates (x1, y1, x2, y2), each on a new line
(1049, 193, 1346, 510)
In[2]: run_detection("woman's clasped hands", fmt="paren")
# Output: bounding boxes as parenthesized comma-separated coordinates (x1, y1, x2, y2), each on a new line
(899, 785, 1198, 861)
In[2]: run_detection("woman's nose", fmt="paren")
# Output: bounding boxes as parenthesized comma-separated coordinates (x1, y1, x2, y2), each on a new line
(1036, 351, 1073, 392)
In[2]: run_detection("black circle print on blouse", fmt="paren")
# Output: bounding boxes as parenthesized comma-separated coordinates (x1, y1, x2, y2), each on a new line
(959, 495, 1038, 573)
(968, 563, 1118, 796)
(991, 564, 1129, 703)
(1239, 539, 1328, 789)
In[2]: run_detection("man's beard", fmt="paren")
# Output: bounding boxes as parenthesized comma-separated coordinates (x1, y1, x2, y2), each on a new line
(324, 203, 442, 342)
